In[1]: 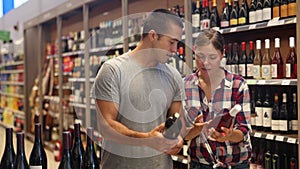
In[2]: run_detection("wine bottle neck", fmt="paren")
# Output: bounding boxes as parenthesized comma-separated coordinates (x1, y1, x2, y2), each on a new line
(5, 128, 13, 147)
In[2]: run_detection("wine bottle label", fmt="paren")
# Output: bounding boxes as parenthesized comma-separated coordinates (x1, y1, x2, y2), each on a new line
(255, 107, 263, 126)
(252, 65, 261, 79)
(192, 14, 200, 28)
(273, 7, 280, 18)
(262, 65, 271, 79)
(220, 21, 229, 28)
(30, 166, 42, 169)
(225, 65, 231, 72)
(239, 64, 246, 77)
(263, 8, 272, 20)
(262, 107, 272, 127)
(255, 9, 263, 22)
(271, 64, 278, 78)
(251, 116, 256, 126)
(285, 63, 291, 78)
(183, 144, 188, 156)
(290, 120, 298, 131)
(238, 17, 246, 25)
(247, 64, 253, 77)
(271, 120, 280, 131)
(230, 19, 238, 26)
(288, 3, 296, 16)
(249, 11, 256, 23)
(279, 120, 288, 131)
(281, 4, 288, 17)
(200, 19, 210, 30)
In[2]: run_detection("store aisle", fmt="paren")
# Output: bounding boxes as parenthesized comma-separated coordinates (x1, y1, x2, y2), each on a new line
(0, 126, 59, 168)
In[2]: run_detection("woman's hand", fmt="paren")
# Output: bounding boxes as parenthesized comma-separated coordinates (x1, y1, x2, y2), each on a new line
(184, 114, 206, 140)
(208, 127, 243, 143)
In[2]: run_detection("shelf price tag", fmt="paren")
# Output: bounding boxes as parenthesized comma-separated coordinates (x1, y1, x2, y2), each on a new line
(246, 79, 256, 85)
(219, 29, 224, 34)
(249, 24, 256, 29)
(182, 159, 188, 164)
(257, 80, 266, 85)
(254, 132, 262, 138)
(281, 80, 290, 85)
(230, 27, 237, 32)
(172, 155, 179, 161)
(266, 134, 274, 140)
(287, 138, 297, 144)
(275, 135, 284, 142)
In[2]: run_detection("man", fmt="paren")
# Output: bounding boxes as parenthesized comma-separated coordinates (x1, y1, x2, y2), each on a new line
(91, 9, 185, 169)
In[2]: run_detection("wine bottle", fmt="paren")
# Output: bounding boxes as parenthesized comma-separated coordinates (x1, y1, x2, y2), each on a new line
(256, 138, 265, 168)
(81, 128, 100, 169)
(253, 40, 262, 79)
(279, 93, 289, 134)
(286, 37, 297, 79)
(13, 132, 29, 169)
(264, 140, 272, 169)
(200, 0, 210, 30)
(163, 113, 182, 139)
(255, 0, 263, 22)
(226, 43, 233, 72)
(280, 141, 288, 169)
(255, 89, 263, 131)
(272, 0, 281, 18)
(0, 127, 15, 169)
(231, 42, 239, 75)
(262, 89, 272, 132)
(261, 39, 271, 79)
(250, 89, 256, 129)
(271, 93, 280, 133)
(250, 137, 257, 168)
(178, 46, 185, 74)
(271, 38, 283, 79)
(289, 143, 298, 169)
(262, 0, 272, 21)
(280, 0, 288, 18)
(249, 0, 257, 23)
(238, 0, 249, 25)
(289, 93, 298, 134)
(210, 0, 220, 29)
(29, 123, 47, 169)
(220, 0, 231, 28)
(71, 123, 84, 169)
(246, 41, 254, 79)
(230, 0, 239, 26)
(58, 132, 72, 169)
(272, 142, 281, 169)
(288, 0, 296, 17)
(207, 104, 242, 133)
(192, 0, 201, 32)
(239, 42, 247, 77)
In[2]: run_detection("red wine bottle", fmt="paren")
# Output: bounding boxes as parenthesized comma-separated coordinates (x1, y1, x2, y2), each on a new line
(255, 88, 263, 131)
(264, 140, 272, 169)
(207, 104, 242, 133)
(81, 127, 100, 169)
(249, 0, 257, 23)
(231, 42, 239, 74)
(271, 93, 280, 133)
(239, 42, 247, 77)
(163, 113, 182, 139)
(13, 132, 29, 169)
(226, 43, 233, 72)
(0, 127, 15, 169)
(71, 123, 84, 169)
(250, 89, 256, 129)
(272, 142, 281, 169)
(262, 0, 272, 21)
(230, 0, 239, 26)
(271, 38, 283, 79)
(246, 41, 254, 79)
(279, 93, 289, 134)
(220, 0, 230, 28)
(210, 0, 220, 29)
(238, 0, 249, 25)
(286, 37, 297, 79)
(255, 0, 263, 22)
(29, 123, 48, 169)
(289, 93, 298, 134)
(262, 90, 272, 132)
(192, 0, 201, 32)
(58, 132, 72, 169)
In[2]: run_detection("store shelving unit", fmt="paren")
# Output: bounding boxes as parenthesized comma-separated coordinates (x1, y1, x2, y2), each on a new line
(22, 0, 299, 166)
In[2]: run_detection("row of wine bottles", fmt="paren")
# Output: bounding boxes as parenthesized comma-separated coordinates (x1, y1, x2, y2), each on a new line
(224, 37, 297, 79)
(250, 137, 298, 169)
(250, 88, 297, 134)
(0, 123, 100, 169)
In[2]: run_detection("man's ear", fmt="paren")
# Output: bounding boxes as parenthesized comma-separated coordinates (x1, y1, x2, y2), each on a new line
(148, 30, 158, 41)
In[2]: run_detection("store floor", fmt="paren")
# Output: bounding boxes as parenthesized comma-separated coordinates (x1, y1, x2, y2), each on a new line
(0, 126, 60, 168)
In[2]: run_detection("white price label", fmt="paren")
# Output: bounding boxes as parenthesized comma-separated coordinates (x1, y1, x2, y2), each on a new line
(257, 80, 266, 85)
(254, 132, 262, 138)
(30, 166, 42, 169)
(230, 27, 237, 32)
(281, 80, 290, 85)
(172, 155, 179, 161)
(249, 24, 256, 29)
(219, 29, 224, 34)
(287, 138, 297, 144)
(275, 135, 284, 142)
(182, 159, 188, 164)
(266, 134, 274, 140)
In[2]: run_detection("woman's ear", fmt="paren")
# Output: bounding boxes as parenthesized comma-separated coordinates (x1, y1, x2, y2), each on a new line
(219, 57, 226, 68)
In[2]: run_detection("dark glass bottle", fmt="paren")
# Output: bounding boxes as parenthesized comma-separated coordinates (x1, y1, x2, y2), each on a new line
(58, 132, 72, 169)
(289, 93, 298, 134)
(264, 140, 272, 169)
(271, 93, 280, 133)
(201, 0, 211, 30)
(13, 132, 29, 169)
(250, 89, 256, 129)
(0, 127, 15, 169)
(286, 37, 297, 79)
(81, 127, 100, 169)
(262, 0, 272, 21)
(238, 0, 249, 25)
(226, 43, 233, 72)
(230, 0, 239, 26)
(29, 123, 48, 169)
(239, 42, 247, 77)
(231, 42, 239, 74)
(255, 89, 263, 131)
(246, 41, 254, 79)
(279, 93, 289, 134)
(71, 123, 84, 169)
(220, 0, 231, 28)
(255, 0, 263, 22)
(210, 0, 220, 29)
(262, 90, 272, 132)
(192, 0, 201, 32)
(272, 142, 281, 169)
(249, 0, 257, 23)
(256, 138, 265, 168)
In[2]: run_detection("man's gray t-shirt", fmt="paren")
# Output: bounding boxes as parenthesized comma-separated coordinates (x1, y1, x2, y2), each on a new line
(91, 53, 184, 169)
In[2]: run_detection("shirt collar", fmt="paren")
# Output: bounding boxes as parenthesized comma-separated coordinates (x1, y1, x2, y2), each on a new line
(191, 69, 233, 88)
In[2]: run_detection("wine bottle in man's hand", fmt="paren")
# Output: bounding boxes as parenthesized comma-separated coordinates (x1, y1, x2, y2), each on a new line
(163, 113, 182, 139)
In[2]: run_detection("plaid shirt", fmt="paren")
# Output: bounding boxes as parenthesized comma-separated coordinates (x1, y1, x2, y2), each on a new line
(184, 69, 252, 167)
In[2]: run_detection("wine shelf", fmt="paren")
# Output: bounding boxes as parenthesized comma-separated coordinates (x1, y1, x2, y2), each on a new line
(0, 69, 24, 74)
(68, 77, 95, 82)
(0, 81, 24, 86)
(246, 79, 297, 86)
(0, 92, 24, 99)
(68, 124, 102, 146)
(69, 102, 96, 110)
(251, 130, 298, 144)
(0, 61, 24, 67)
(4, 107, 25, 117)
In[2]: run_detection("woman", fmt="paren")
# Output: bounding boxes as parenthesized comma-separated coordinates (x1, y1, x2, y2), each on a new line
(183, 29, 252, 169)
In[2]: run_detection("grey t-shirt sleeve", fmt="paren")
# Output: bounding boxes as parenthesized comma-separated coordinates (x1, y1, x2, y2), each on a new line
(91, 62, 120, 104)
(171, 67, 185, 102)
